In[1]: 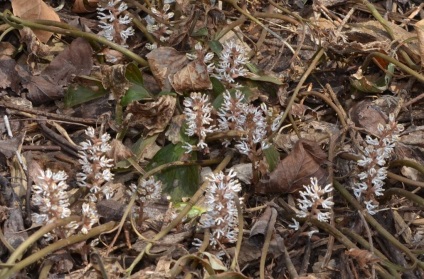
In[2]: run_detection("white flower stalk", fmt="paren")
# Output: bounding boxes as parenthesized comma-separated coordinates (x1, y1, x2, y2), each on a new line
(80, 202, 99, 234)
(97, 0, 135, 47)
(146, 3, 174, 44)
(353, 114, 404, 215)
(31, 169, 71, 226)
(186, 42, 215, 66)
(77, 127, 114, 200)
(199, 170, 242, 247)
(295, 177, 334, 224)
(211, 40, 249, 83)
(183, 92, 215, 153)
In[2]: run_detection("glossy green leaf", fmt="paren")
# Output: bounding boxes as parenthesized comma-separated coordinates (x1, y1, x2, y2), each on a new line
(146, 142, 200, 201)
(210, 77, 225, 99)
(263, 145, 280, 172)
(64, 80, 108, 108)
(121, 83, 152, 106)
(208, 40, 223, 54)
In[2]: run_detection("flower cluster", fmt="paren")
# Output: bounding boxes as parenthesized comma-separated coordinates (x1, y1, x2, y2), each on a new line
(198, 170, 242, 247)
(31, 169, 71, 226)
(31, 169, 100, 239)
(353, 114, 404, 214)
(97, 0, 135, 47)
(145, 3, 174, 50)
(218, 90, 270, 159)
(77, 127, 114, 201)
(182, 92, 215, 153)
(293, 177, 334, 227)
(210, 40, 249, 84)
(129, 176, 163, 204)
(186, 43, 215, 71)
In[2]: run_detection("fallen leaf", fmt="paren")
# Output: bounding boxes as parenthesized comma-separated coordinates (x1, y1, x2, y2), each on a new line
(171, 60, 212, 93)
(101, 64, 129, 100)
(349, 99, 388, 136)
(126, 95, 177, 135)
(0, 56, 20, 92)
(0, 134, 24, 159)
(146, 47, 189, 92)
(42, 38, 93, 86)
(12, 0, 61, 43)
(256, 139, 328, 194)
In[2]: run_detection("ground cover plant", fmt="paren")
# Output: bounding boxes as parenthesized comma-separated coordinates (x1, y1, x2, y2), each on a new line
(0, 0, 424, 278)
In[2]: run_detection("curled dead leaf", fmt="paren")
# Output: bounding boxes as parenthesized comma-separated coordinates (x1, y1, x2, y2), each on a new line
(12, 0, 61, 43)
(171, 60, 212, 93)
(125, 95, 177, 135)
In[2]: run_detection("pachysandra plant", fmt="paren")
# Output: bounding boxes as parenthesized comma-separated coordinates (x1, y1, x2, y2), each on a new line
(145, 3, 174, 50)
(182, 92, 215, 154)
(194, 170, 242, 248)
(290, 177, 334, 231)
(77, 127, 115, 202)
(97, 0, 135, 60)
(352, 113, 404, 214)
(31, 168, 100, 240)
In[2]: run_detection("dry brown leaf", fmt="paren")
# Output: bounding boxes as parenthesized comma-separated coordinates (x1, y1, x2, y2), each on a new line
(101, 64, 129, 100)
(171, 60, 212, 93)
(415, 19, 424, 68)
(0, 134, 24, 159)
(256, 139, 328, 194)
(345, 248, 381, 275)
(71, 0, 98, 13)
(349, 100, 388, 136)
(126, 95, 177, 135)
(42, 37, 93, 86)
(11, 0, 61, 43)
(0, 56, 19, 92)
(146, 47, 189, 92)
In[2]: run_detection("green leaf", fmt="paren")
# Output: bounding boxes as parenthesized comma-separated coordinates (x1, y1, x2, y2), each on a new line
(125, 63, 143, 85)
(263, 145, 280, 172)
(147, 143, 200, 201)
(210, 77, 226, 99)
(191, 27, 208, 37)
(64, 79, 108, 108)
(244, 63, 283, 85)
(208, 40, 223, 54)
(121, 84, 152, 106)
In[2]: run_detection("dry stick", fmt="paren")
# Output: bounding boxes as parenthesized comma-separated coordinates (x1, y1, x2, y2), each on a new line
(333, 180, 424, 270)
(0, 101, 97, 125)
(125, 152, 234, 276)
(230, 195, 244, 271)
(340, 228, 404, 277)
(271, 47, 326, 140)
(222, 0, 295, 54)
(259, 207, 278, 279)
(358, 211, 377, 279)
(308, 218, 395, 278)
(0, 216, 80, 277)
(320, 131, 341, 269)
(383, 188, 424, 208)
(0, 11, 148, 66)
(402, 92, 424, 107)
(3, 221, 116, 278)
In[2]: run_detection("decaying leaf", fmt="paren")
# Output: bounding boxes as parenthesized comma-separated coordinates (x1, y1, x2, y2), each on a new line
(146, 47, 189, 92)
(171, 60, 212, 93)
(0, 56, 19, 92)
(250, 207, 277, 247)
(0, 134, 24, 159)
(42, 38, 93, 87)
(256, 139, 328, 194)
(101, 64, 129, 100)
(345, 248, 381, 273)
(12, 0, 61, 43)
(125, 95, 176, 135)
(349, 99, 388, 136)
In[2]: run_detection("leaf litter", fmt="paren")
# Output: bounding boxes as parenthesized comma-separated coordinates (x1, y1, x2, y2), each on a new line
(0, 0, 424, 278)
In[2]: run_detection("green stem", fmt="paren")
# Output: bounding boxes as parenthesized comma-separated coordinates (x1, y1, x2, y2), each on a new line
(0, 11, 148, 66)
